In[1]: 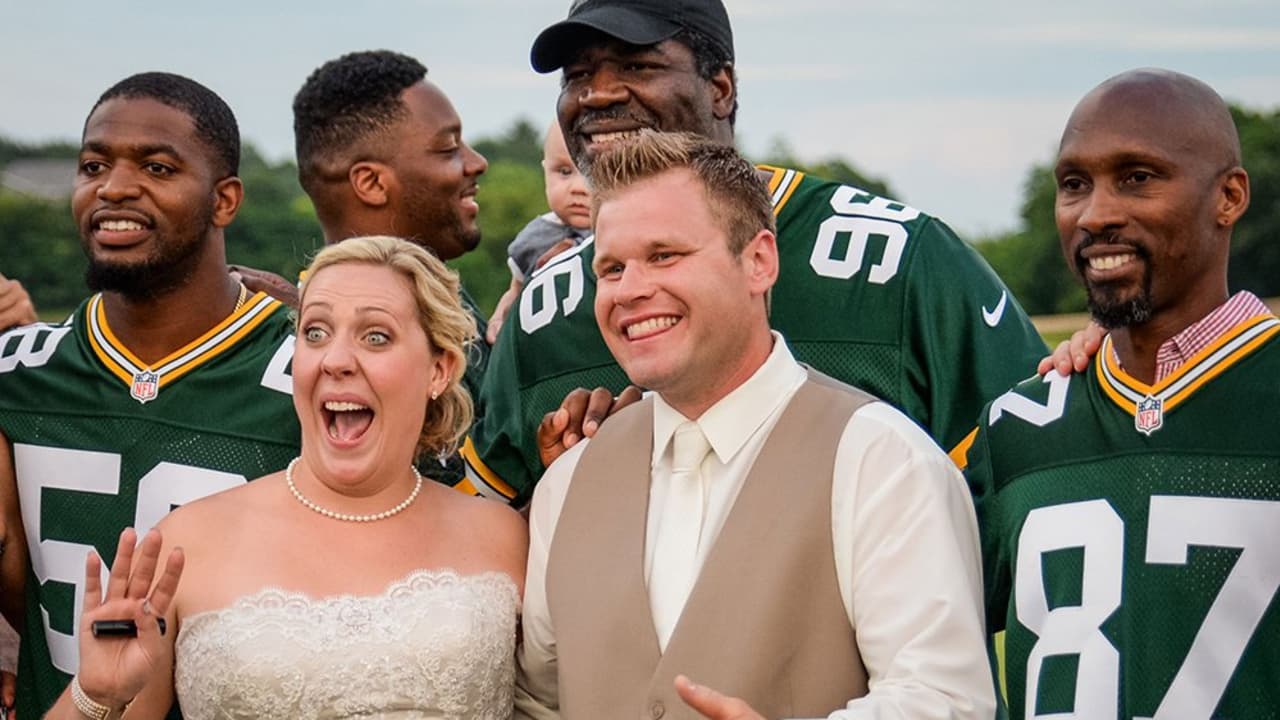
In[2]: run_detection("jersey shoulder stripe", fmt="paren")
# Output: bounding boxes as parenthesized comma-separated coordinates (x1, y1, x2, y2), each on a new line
(459, 436, 518, 500)
(757, 164, 807, 216)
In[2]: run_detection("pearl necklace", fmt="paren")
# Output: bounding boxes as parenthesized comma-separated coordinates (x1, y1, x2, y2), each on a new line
(285, 457, 423, 522)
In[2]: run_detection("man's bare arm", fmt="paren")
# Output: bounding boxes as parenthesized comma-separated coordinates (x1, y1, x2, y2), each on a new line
(0, 431, 29, 631)
(0, 274, 37, 331)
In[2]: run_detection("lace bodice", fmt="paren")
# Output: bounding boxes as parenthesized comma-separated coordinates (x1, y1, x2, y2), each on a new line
(174, 570, 518, 719)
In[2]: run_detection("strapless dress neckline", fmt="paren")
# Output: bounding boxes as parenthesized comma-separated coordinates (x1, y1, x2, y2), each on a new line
(175, 569, 518, 719)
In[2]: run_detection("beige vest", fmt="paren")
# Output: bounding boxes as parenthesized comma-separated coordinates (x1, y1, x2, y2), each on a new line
(546, 370, 874, 720)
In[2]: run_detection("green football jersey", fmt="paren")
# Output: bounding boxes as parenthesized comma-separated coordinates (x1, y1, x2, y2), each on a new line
(459, 286, 491, 405)
(464, 166, 1047, 504)
(423, 287, 489, 486)
(0, 292, 301, 718)
(964, 314, 1280, 719)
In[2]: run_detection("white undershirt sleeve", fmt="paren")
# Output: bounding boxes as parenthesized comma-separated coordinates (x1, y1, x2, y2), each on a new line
(821, 403, 995, 720)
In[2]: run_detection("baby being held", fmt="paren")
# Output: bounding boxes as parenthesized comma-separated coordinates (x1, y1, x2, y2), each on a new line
(487, 121, 592, 343)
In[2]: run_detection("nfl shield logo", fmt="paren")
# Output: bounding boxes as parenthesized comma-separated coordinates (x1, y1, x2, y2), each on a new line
(1135, 394, 1163, 435)
(130, 370, 160, 404)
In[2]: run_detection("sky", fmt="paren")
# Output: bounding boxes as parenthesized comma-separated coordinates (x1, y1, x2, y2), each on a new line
(2, 0, 1277, 238)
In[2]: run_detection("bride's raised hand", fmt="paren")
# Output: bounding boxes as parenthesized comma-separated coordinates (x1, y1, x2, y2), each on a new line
(75, 527, 184, 711)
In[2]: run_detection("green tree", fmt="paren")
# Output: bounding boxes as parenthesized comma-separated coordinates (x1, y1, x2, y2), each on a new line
(453, 159, 547, 313)
(975, 165, 1084, 315)
(473, 118, 544, 167)
(225, 144, 322, 279)
(1228, 105, 1280, 296)
(0, 137, 77, 166)
(0, 192, 82, 315)
(454, 118, 549, 314)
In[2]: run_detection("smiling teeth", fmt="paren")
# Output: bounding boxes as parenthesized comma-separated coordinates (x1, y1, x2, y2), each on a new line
(99, 219, 144, 231)
(626, 316, 678, 339)
(324, 401, 368, 411)
(591, 130, 642, 143)
(1089, 254, 1135, 271)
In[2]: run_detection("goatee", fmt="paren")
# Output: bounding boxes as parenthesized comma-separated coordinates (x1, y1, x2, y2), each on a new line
(1087, 291, 1153, 329)
(1076, 233, 1153, 329)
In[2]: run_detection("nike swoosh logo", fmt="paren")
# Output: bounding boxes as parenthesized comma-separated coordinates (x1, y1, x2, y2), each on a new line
(982, 290, 1008, 327)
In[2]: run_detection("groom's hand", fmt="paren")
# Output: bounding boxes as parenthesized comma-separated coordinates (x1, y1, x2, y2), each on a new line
(675, 675, 766, 720)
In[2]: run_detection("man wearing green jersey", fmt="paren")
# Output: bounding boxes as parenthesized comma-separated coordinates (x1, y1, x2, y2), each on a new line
(963, 69, 1278, 718)
(462, 0, 1048, 504)
(0, 73, 299, 718)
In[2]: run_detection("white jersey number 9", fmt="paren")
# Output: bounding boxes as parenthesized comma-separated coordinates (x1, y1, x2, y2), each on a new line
(810, 186, 920, 284)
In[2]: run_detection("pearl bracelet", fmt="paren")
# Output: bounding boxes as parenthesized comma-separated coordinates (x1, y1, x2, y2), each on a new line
(70, 675, 127, 720)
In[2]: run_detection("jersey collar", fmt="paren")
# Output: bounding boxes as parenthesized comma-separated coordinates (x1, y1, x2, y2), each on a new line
(86, 291, 282, 403)
(1096, 313, 1280, 416)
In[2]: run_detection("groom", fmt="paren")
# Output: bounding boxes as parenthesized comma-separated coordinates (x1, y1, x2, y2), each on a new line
(514, 132, 995, 719)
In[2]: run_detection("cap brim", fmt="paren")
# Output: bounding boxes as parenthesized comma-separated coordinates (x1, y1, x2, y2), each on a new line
(530, 6, 682, 73)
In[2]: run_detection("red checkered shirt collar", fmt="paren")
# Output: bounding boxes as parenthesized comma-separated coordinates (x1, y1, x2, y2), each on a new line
(1108, 292, 1271, 381)
(1107, 292, 1271, 381)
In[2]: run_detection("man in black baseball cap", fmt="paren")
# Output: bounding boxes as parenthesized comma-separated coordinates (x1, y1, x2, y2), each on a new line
(530, 0, 733, 73)
(523, 0, 739, 175)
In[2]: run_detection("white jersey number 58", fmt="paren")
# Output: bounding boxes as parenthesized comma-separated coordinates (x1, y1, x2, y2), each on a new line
(14, 444, 245, 674)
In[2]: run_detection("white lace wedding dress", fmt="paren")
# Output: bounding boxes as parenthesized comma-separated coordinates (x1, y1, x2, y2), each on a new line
(173, 570, 518, 719)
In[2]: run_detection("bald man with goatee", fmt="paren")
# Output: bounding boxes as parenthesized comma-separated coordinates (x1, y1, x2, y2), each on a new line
(963, 68, 1280, 719)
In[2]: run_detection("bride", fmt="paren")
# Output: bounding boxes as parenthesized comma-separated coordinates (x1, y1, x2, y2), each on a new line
(45, 236, 527, 719)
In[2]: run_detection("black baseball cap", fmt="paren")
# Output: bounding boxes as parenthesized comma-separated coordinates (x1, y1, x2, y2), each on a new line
(530, 0, 734, 74)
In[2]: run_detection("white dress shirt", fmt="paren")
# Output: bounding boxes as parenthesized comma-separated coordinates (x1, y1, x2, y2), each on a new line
(516, 334, 995, 720)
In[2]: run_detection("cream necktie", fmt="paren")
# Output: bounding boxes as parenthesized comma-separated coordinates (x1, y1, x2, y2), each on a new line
(649, 420, 712, 650)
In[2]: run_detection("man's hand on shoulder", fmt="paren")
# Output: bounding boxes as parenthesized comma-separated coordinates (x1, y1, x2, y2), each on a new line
(487, 278, 523, 345)
(534, 237, 579, 272)
(1037, 321, 1105, 376)
(230, 265, 299, 308)
(675, 675, 765, 720)
(0, 274, 37, 331)
(0, 612, 17, 719)
(537, 386, 643, 468)
(1, 669, 13, 719)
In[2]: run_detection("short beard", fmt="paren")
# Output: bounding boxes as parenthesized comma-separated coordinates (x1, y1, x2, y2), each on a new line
(84, 213, 212, 301)
(85, 252, 201, 301)
(404, 210, 480, 260)
(443, 212, 481, 255)
(457, 225, 481, 254)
